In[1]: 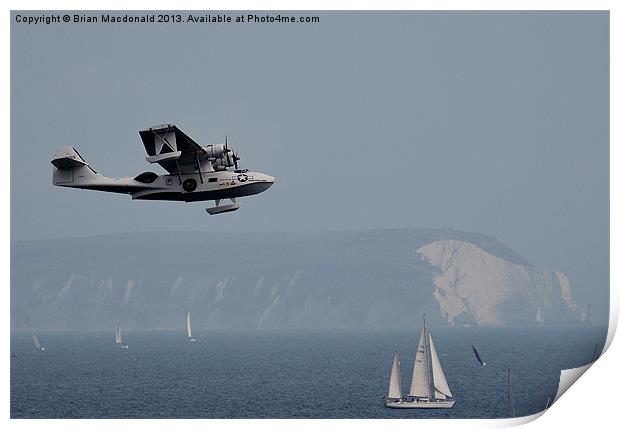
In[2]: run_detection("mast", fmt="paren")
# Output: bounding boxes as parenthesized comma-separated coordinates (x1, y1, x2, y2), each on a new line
(423, 314, 435, 401)
(507, 367, 515, 417)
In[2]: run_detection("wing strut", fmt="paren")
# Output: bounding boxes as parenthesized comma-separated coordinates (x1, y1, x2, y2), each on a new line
(174, 159, 182, 184)
(195, 152, 203, 184)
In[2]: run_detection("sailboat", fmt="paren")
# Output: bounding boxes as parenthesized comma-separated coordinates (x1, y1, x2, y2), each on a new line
(187, 311, 198, 342)
(115, 321, 129, 350)
(385, 316, 455, 409)
(472, 345, 487, 366)
(27, 316, 45, 352)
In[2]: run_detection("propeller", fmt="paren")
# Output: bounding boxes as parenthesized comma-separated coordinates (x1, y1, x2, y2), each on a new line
(224, 134, 240, 169)
(233, 151, 240, 169)
(224, 134, 231, 153)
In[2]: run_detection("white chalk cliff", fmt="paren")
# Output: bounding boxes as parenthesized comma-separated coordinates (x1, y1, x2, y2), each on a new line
(418, 240, 579, 326)
(12, 230, 584, 330)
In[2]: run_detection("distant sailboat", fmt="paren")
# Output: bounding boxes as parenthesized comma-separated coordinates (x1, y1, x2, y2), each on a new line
(472, 345, 487, 366)
(27, 316, 45, 352)
(187, 311, 198, 342)
(115, 321, 129, 350)
(385, 316, 455, 409)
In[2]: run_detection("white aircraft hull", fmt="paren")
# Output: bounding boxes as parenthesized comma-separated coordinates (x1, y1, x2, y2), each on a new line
(52, 166, 274, 202)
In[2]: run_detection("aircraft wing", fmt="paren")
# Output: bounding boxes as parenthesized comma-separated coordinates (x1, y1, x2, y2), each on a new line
(139, 124, 207, 174)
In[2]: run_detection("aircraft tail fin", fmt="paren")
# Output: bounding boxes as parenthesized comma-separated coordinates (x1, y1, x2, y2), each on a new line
(51, 147, 90, 169)
(51, 147, 98, 185)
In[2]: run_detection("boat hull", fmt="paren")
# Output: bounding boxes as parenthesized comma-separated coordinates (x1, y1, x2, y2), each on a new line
(385, 400, 455, 409)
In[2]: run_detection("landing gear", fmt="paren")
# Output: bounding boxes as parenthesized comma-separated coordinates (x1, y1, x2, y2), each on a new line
(206, 198, 240, 215)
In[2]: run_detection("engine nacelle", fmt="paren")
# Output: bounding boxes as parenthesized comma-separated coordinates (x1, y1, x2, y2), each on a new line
(212, 152, 236, 169)
(203, 144, 227, 160)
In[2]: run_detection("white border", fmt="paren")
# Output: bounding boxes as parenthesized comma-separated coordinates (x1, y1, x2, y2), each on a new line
(4, 1, 616, 428)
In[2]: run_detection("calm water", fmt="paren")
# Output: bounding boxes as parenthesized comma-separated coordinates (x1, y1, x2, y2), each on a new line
(11, 326, 606, 418)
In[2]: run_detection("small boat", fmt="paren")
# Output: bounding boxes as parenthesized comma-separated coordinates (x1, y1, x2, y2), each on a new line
(115, 321, 129, 350)
(472, 345, 487, 366)
(385, 316, 455, 409)
(187, 311, 198, 342)
(27, 316, 45, 352)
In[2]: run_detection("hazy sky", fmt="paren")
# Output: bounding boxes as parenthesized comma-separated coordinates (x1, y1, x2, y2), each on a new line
(11, 11, 609, 316)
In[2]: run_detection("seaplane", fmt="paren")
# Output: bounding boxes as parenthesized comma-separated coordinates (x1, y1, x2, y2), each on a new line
(51, 124, 275, 214)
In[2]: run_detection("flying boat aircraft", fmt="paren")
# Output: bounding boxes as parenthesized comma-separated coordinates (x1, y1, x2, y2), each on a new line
(51, 124, 275, 214)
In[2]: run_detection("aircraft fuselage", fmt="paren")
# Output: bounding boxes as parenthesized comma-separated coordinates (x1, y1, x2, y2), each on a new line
(53, 166, 275, 203)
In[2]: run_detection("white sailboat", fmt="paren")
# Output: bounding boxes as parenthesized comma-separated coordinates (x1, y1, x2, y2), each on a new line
(115, 321, 129, 349)
(385, 316, 455, 409)
(27, 316, 45, 352)
(187, 311, 198, 342)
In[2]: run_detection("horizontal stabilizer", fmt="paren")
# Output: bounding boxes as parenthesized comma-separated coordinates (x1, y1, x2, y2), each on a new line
(51, 147, 88, 170)
(51, 146, 99, 186)
(206, 202, 240, 215)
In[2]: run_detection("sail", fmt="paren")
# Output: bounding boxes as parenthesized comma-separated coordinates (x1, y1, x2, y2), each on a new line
(429, 334, 452, 398)
(186, 312, 192, 338)
(27, 316, 42, 350)
(388, 352, 402, 399)
(115, 321, 122, 344)
(31, 333, 41, 350)
(410, 326, 431, 397)
(472, 345, 486, 365)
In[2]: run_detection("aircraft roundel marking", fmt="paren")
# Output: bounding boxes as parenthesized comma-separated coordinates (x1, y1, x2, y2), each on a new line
(237, 174, 248, 182)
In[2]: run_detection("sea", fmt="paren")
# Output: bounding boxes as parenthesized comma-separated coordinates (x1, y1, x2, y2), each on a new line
(10, 326, 606, 419)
